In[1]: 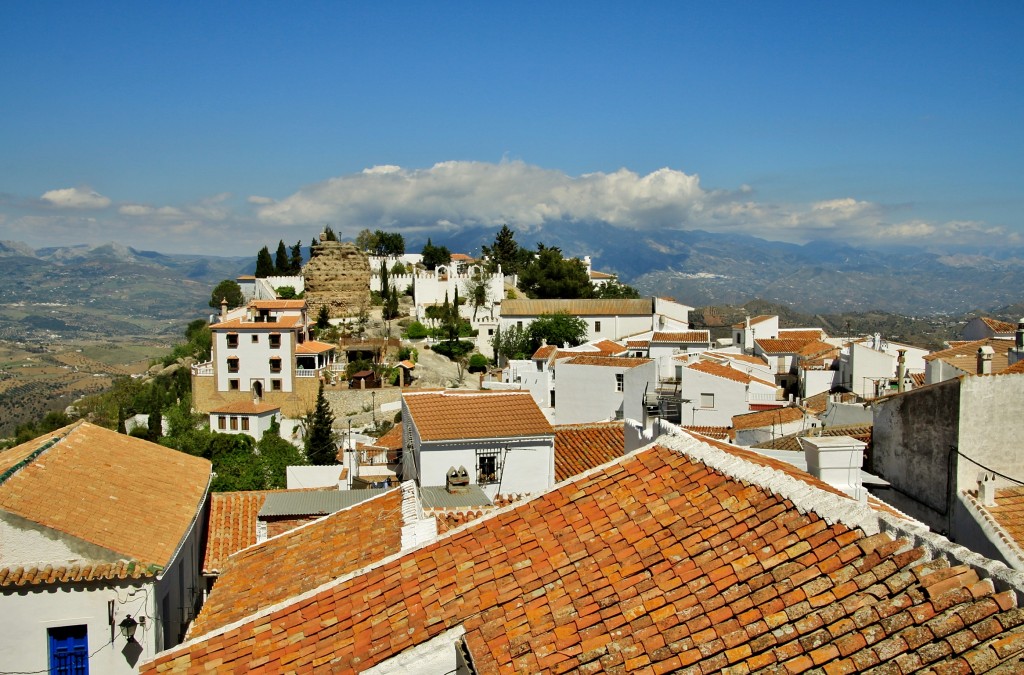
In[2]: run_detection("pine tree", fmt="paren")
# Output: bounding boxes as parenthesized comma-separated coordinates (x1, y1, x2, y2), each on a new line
(304, 383, 337, 465)
(275, 240, 289, 274)
(255, 246, 274, 278)
(289, 241, 303, 273)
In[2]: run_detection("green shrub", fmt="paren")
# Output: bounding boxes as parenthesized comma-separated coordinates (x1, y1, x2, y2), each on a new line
(404, 321, 429, 339)
(468, 353, 489, 372)
(432, 340, 475, 360)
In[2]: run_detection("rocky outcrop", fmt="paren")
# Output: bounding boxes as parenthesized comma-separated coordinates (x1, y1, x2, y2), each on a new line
(303, 240, 371, 319)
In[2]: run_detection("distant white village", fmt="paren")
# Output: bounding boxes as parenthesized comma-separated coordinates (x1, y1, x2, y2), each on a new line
(6, 235, 1024, 674)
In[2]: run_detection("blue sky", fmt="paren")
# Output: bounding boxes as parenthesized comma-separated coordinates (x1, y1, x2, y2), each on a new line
(1, 2, 1021, 255)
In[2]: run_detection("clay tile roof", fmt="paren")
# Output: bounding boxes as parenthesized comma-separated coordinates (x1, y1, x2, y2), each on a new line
(0, 560, 157, 588)
(753, 424, 873, 452)
(404, 390, 553, 441)
(591, 339, 627, 354)
(1001, 360, 1024, 374)
(731, 314, 774, 328)
(203, 490, 282, 574)
(249, 299, 306, 309)
(562, 355, 652, 368)
(778, 328, 826, 340)
(369, 423, 404, 451)
(681, 425, 731, 440)
(553, 422, 624, 481)
(923, 338, 1014, 374)
(450, 253, 474, 261)
(755, 337, 818, 354)
(0, 422, 211, 569)
(501, 298, 653, 317)
(189, 487, 406, 638)
(795, 339, 839, 358)
(651, 330, 711, 343)
(626, 339, 649, 348)
(719, 352, 770, 367)
(296, 339, 335, 354)
(207, 401, 281, 415)
(210, 315, 303, 330)
(982, 317, 1016, 333)
(985, 486, 1024, 553)
(688, 360, 776, 387)
(142, 430, 1024, 675)
(732, 405, 806, 430)
(802, 390, 831, 415)
(532, 344, 558, 359)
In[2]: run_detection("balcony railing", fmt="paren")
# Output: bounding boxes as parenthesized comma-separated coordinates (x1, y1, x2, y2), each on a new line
(192, 363, 214, 376)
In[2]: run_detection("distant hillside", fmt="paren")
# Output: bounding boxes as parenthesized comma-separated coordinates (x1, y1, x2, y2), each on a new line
(0, 242, 250, 341)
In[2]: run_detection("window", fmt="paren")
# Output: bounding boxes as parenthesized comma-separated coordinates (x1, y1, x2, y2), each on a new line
(269, 333, 281, 348)
(49, 625, 88, 675)
(230, 417, 238, 430)
(251, 334, 259, 343)
(272, 379, 282, 391)
(241, 417, 250, 431)
(269, 357, 282, 373)
(476, 448, 502, 485)
(488, 329, 494, 336)
(218, 416, 226, 430)
(615, 373, 624, 392)
(226, 333, 238, 348)
(595, 321, 602, 332)
(227, 357, 239, 373)
(229, 379, 239, 390)
(517, 321, 523, 329)
(701, 393, 715, 409)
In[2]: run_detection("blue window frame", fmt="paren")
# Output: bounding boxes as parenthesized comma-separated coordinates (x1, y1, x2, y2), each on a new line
(48, 625, 88, 675)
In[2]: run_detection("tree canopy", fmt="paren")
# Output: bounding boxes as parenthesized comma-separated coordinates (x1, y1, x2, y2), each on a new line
(529, 312, 588, 350)
(482, 225, 532, 276)
(593, 280, 641, 299)
(356, 229, 405, 256)
(255, 246, 275, 278)
(209, 279, 244, 309)
(275, 240, 290, 274)
(518, 244, 593, 299)
(289, 241, 303, 273)
(421, 238, 451, 271)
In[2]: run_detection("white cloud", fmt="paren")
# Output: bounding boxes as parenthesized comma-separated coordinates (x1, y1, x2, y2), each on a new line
(247, 195, 275, 205)
(40, 187, 111, 209)
(119, 204, 184, 217)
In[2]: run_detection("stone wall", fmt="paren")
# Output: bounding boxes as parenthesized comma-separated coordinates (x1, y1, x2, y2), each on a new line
(303, 240, 371, 319)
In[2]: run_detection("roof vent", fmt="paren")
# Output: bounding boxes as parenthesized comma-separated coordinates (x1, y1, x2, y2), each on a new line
(446, 465, 470, 494)
(978, 472, 998, 508)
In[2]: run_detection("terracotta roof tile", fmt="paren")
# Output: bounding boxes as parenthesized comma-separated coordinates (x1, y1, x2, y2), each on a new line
(531, 344, 558, 359)
(731, 314, 775, 329)
(752, 424, 873, 452)
(296, 339, 335, 354)
(203, 490, 282, 574)
(502, 298, 653, 317)
(981, 317, 1016, 333)
(210, 315, 303, 330)
(207, 401, 281, 415)
(562, 355, 652, 368)
(0, 560, 157, 588)
(924, 338, 1014, 374)
(249, 300, 306, 309)
(590, 339, 628, 354)
(779, 328, 827, 340)
(144, 430, 1024, 674)
(190, 487, 407, 637)
(404, 390, 553, 442)
(755, 337, 820, 354)
(681, 425, 731, 440)
(688, 360, 776, 387)
(983, 486, 1024, 553)
(0, 422, 211, 568)
(732, 406, 807, 430)
(553, 422, 624, 481)
(651, 330, 711, 343)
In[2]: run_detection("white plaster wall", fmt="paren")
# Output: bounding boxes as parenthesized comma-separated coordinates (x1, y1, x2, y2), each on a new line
(263, 275, 304, 294)
(802, 369, 835, 398)
(499, 314, 651, 344)
(733, 416, 808, 447)
(554, 363, 627, 424)
(957, 374, 1024, 492)
(500, 359, 552, 410)
(0, 517, 115, 567)
(208, 411, 278, 441)
(678, 369, 751, 427)
(849, 342, 896, 398)
(0, 580, 158, 675)
(416, 437, 555, 498)
(623, 361, 657, 424)
(214, 328, 295, 393)
(653, 298, 692, 327)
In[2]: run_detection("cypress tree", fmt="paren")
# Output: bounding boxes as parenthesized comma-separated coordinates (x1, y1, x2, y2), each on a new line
(304, 383, 337, 465)
(255, 246, 274, 278)
(275, 240, 289, 274)
(289, 241, 303, 273)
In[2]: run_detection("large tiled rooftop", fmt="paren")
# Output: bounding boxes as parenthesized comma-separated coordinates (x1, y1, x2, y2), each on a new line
(404, 390, 554, 441)
(144, 430, 1024, 674)
(553, 422, 625, 481)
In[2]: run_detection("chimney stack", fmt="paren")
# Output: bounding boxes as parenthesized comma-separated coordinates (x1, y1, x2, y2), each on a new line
(978, 472, 998, 507)
(220, 297, 228, 321)
(896, 349, 907, 393)
(977, 346, 994, 375)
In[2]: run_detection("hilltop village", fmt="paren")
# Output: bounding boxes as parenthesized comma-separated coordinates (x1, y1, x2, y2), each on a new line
(5, 231, 1024, 674)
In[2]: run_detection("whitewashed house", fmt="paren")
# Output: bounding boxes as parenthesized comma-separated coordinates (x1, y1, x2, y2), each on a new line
(554, 355, 656, 425)
(499, 297, 692, 344)
(0, 422, 211, 675)
(835, 335, 928, 398)
(192, 299, 338, 418)
(677, 359, 781, 427)
(732, 315, 779, 354)
(400, 390, 555, 499)
(208, 401, 282, 441)
(647, 330, 713, 381)
(923, 339, 1016, 385)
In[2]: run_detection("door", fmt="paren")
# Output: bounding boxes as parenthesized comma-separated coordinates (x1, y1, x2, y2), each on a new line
(49, 625, 89, 675)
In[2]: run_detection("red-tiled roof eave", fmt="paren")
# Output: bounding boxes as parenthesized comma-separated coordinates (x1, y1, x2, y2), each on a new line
(0, 560, 158, 588)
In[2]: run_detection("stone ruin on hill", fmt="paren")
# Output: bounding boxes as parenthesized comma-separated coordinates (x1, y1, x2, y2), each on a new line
(302, 238, 371, 319)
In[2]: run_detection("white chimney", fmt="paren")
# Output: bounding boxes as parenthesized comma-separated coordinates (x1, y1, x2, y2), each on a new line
(978, 472, 998, 507)
(977, 346, 994, 375)
(798, 435, 867, 502)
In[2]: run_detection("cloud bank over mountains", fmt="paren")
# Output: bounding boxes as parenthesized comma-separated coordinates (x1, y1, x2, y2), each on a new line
(2, 161, 1012, 255)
